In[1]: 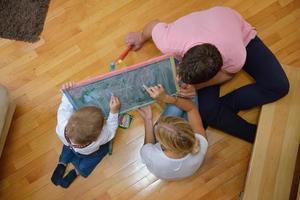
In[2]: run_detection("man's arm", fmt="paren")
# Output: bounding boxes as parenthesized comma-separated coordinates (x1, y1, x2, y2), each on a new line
(141, 20, 160, 43)
(193, 70, 234, 90)
(177, 70, 234, 98)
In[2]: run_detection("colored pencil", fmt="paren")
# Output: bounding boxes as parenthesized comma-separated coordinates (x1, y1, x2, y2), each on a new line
(117, 45, 133, 62)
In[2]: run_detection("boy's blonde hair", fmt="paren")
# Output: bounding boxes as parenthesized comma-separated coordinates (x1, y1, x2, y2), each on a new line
(65, 106, 104, 145)
(155, 116, 200, 155)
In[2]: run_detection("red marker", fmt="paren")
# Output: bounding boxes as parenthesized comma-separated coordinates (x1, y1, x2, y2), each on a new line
(117, 45, 133, 61)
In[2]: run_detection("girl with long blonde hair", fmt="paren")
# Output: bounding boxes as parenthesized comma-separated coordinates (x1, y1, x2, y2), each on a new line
(138, 84, 208, 180)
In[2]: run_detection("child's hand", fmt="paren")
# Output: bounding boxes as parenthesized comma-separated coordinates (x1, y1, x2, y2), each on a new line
(109, 95, 121, 113)
(137, 105, 152, 121)
(143, 84, 168, 102)
(175, 75, 196, 98)
(61, 81, 76, 91)
(125, 32, 144, 51)
(177, 83, 196, 99)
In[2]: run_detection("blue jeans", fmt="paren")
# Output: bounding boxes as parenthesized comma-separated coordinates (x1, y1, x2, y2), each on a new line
(162, 96, 198, 119)
(162, 104, 187, 119)
(197, 36, 289, 143)
(59, 142, 109, 177)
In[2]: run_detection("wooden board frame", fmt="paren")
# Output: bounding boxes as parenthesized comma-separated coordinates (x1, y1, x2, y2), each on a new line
(63, 54, 179, 117)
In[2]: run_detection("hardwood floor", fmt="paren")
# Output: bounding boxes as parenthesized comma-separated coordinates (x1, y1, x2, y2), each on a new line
(0, 0, 299, 199)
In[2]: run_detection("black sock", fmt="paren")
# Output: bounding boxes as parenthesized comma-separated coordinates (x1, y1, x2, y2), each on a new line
(51, 163, 66, 186)
(61, 169, 78, 188)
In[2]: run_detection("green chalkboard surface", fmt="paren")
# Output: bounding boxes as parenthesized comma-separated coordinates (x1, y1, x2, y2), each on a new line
(63, 55, 179, 118)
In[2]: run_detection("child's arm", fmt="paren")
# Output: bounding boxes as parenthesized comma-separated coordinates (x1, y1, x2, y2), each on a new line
(193, 70, 233, 90)
(107, 95, 120, 132)
(137, 105, 155, 144)
(56, 93, 75, 145)
(96, 96, 120, 145)
(125, 20, 160, 51)
(161, 96, 206, 139)
(144, 84, 207, 139)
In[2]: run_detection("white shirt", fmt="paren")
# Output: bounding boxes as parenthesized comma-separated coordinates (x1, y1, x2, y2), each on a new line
(56, 94, 119, 155)
(140, 134, 208, 180)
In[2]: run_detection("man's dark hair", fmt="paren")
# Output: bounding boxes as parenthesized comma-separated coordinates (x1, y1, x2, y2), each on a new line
(178, 44, 223, 84)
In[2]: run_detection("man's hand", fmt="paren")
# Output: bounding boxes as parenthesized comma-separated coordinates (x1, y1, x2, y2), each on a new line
(125, 20, 160, 51)
(109, 95, 121, 113)
(125, 32, 145, 51)
(137, 105, 153, 121)
(177, 83, 196, 99)
(143, 84, 168, 102)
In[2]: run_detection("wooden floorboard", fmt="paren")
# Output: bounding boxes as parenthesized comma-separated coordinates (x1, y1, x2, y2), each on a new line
(0, 0, 299, 199)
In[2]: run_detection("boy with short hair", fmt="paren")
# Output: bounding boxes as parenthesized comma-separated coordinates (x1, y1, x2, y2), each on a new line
(51, 82, 120, 188)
